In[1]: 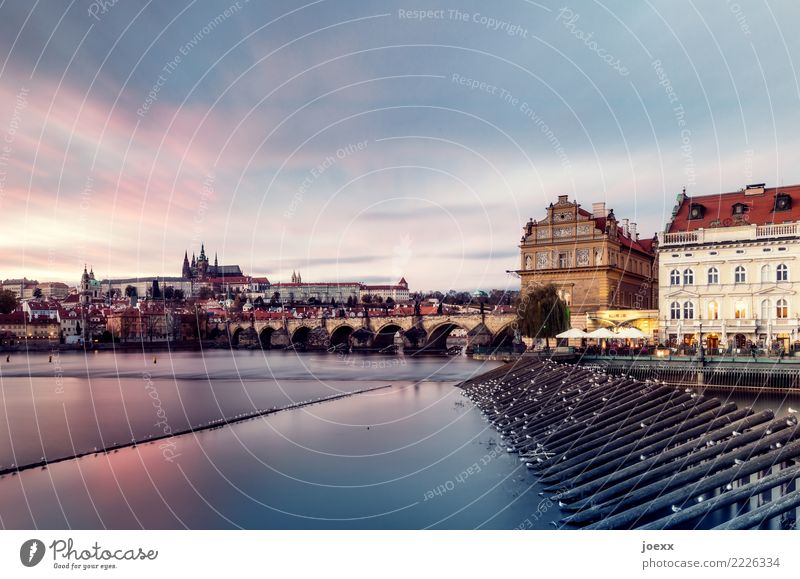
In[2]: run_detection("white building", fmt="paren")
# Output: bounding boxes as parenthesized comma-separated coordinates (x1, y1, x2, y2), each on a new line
(658, 184, 800, 352)
(359, 278, 410, 302)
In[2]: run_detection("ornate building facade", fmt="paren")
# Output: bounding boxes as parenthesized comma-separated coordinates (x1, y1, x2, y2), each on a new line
(519, 195, 658, 332)
(658, 183, 800, 352)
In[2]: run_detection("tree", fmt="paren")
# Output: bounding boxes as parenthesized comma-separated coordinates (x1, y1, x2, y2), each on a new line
(163, 286, 175, 300)
(151, 280, 161, 299)
(346, 296, 354, 307)
(125, 285, 137, 298)
(516, 284, 570, 348)
(0, 290, 18, 314)
(385, 297, 394, 306)
(172, 289, 185, 302)
(361, 294, 372, 304)
(373, 295, 383, 304)
(270, 291, 280, 305)
(33, 287, 43, 299)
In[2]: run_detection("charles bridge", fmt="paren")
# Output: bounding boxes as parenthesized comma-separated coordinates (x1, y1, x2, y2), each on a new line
(215, 312, 518, 352)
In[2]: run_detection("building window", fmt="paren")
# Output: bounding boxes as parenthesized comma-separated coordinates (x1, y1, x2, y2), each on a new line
(735, 301, 747, 319)
(683, 301, 694, 320)
(707, 267, 719, 284)
(761, 299, 770, 320)
(777, 263, 789, 282)
(777, 298, 789, 319)
(761, 264, 771, 283)
(670, 269, 680, 286)
(734, 265, 747, 284)
(708, 301, 719, 320)
(559, 252, 569, 268)
(683, 268, 694, 285)
(775, 193, 792, 212)
(732, 203, 748, 215)
(670, 301, 681, 320)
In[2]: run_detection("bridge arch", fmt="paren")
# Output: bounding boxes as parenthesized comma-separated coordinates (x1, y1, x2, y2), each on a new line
(425, 322, 469, 352)
(290, 326, 313, 349)
(259, 327, 275, 349)
(229, 326, 245, 346)
(373, 323, 403, 351)
(490, 322, 516, 350)
(330, 325, 355, 349)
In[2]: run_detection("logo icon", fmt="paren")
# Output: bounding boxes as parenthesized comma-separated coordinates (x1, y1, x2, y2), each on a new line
(20, 539, 45, 567)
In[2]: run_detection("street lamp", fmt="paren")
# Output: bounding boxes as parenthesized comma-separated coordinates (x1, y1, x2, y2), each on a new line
(698, 321, 705, 364)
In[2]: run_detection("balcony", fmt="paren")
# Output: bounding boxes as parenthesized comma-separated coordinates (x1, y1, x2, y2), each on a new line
(659, 221, 800, 247)
(661, 231, 702, 245)
(756, 222, 799, 238)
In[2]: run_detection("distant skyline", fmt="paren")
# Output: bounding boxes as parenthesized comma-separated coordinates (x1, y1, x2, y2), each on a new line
(1, 1, 799, 290)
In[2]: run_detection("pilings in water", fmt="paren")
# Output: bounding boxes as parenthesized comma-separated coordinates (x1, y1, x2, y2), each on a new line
(0, 384, 392, 478)
(459, 358, 800, 530)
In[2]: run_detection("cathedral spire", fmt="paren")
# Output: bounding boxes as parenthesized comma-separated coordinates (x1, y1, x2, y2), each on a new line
(214, 252, 218, 267)
(182, 251, 191, 279)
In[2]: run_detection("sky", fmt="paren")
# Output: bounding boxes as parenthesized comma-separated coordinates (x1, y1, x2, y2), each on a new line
(0, 0, 799, 292)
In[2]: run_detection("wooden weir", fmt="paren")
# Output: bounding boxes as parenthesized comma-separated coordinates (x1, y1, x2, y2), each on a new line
(459, 358, 800, 530)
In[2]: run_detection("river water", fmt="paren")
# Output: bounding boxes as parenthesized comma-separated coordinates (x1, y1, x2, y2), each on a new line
(0, 349, 549, 529)
(2, 350, 797, 530)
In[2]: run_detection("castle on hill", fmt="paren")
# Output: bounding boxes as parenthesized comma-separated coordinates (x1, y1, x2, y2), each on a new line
(181, 243, 242, 280)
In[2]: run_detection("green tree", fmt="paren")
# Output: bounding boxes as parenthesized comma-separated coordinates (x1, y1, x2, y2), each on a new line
(516, 284, 570, 348)
(33, 287, 43, 299)
(361, 294, 372, 304)
(0, 290, 18, 314)
(124, 285, 137, 298)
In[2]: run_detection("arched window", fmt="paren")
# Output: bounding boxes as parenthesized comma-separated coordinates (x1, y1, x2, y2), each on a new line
(707, 301, 719, 320)
(670, 269, 680, 286)
(777, 263, 789, 282)
(683, 301, 694, 320)
(707, 267, 719, 284)
(735, 265, 747, 284)
(670, 301, 681, 320)
(683, 268, 694, 285)
(761, 264, 771, 283)
(735, 301, 747, 319)
(777, 298, 789, 319)
(761, 299, 770, 320)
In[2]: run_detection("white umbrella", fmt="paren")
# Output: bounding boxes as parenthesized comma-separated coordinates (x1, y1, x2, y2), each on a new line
(556, 328, 588, 338)
(586, 328, 616, 339)
(615, 327, 647, 339)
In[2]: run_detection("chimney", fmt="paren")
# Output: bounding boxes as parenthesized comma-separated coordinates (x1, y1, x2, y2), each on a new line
(622, 218, 630, 237)
(629, 222, 638, 240)
(592, 202, 606, 218)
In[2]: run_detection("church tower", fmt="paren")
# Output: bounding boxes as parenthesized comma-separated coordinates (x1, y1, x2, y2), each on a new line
(198, 243, 209, 279)
(80, 265, 90, 305)
(182, 251, 191, 279)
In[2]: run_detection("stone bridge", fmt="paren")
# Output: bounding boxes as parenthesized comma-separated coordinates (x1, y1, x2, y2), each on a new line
(216, 313, 518, 352)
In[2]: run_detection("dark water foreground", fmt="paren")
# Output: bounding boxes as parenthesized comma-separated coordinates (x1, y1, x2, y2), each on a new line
(1, 350, 798, 529)
(0, 350, 549, 529)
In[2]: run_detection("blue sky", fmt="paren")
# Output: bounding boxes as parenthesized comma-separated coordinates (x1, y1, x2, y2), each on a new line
(1, 0, 798, 291)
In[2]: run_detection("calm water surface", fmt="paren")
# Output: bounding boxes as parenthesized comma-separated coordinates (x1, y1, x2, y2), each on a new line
(2, 350, 796, 529)
(0, 350, 548, 529)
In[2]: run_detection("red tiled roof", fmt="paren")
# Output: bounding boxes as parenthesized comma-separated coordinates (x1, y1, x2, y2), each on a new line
(593, 216, 654, 255)
(0, 312, 25, 323)
(668, 185, 800, 232)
